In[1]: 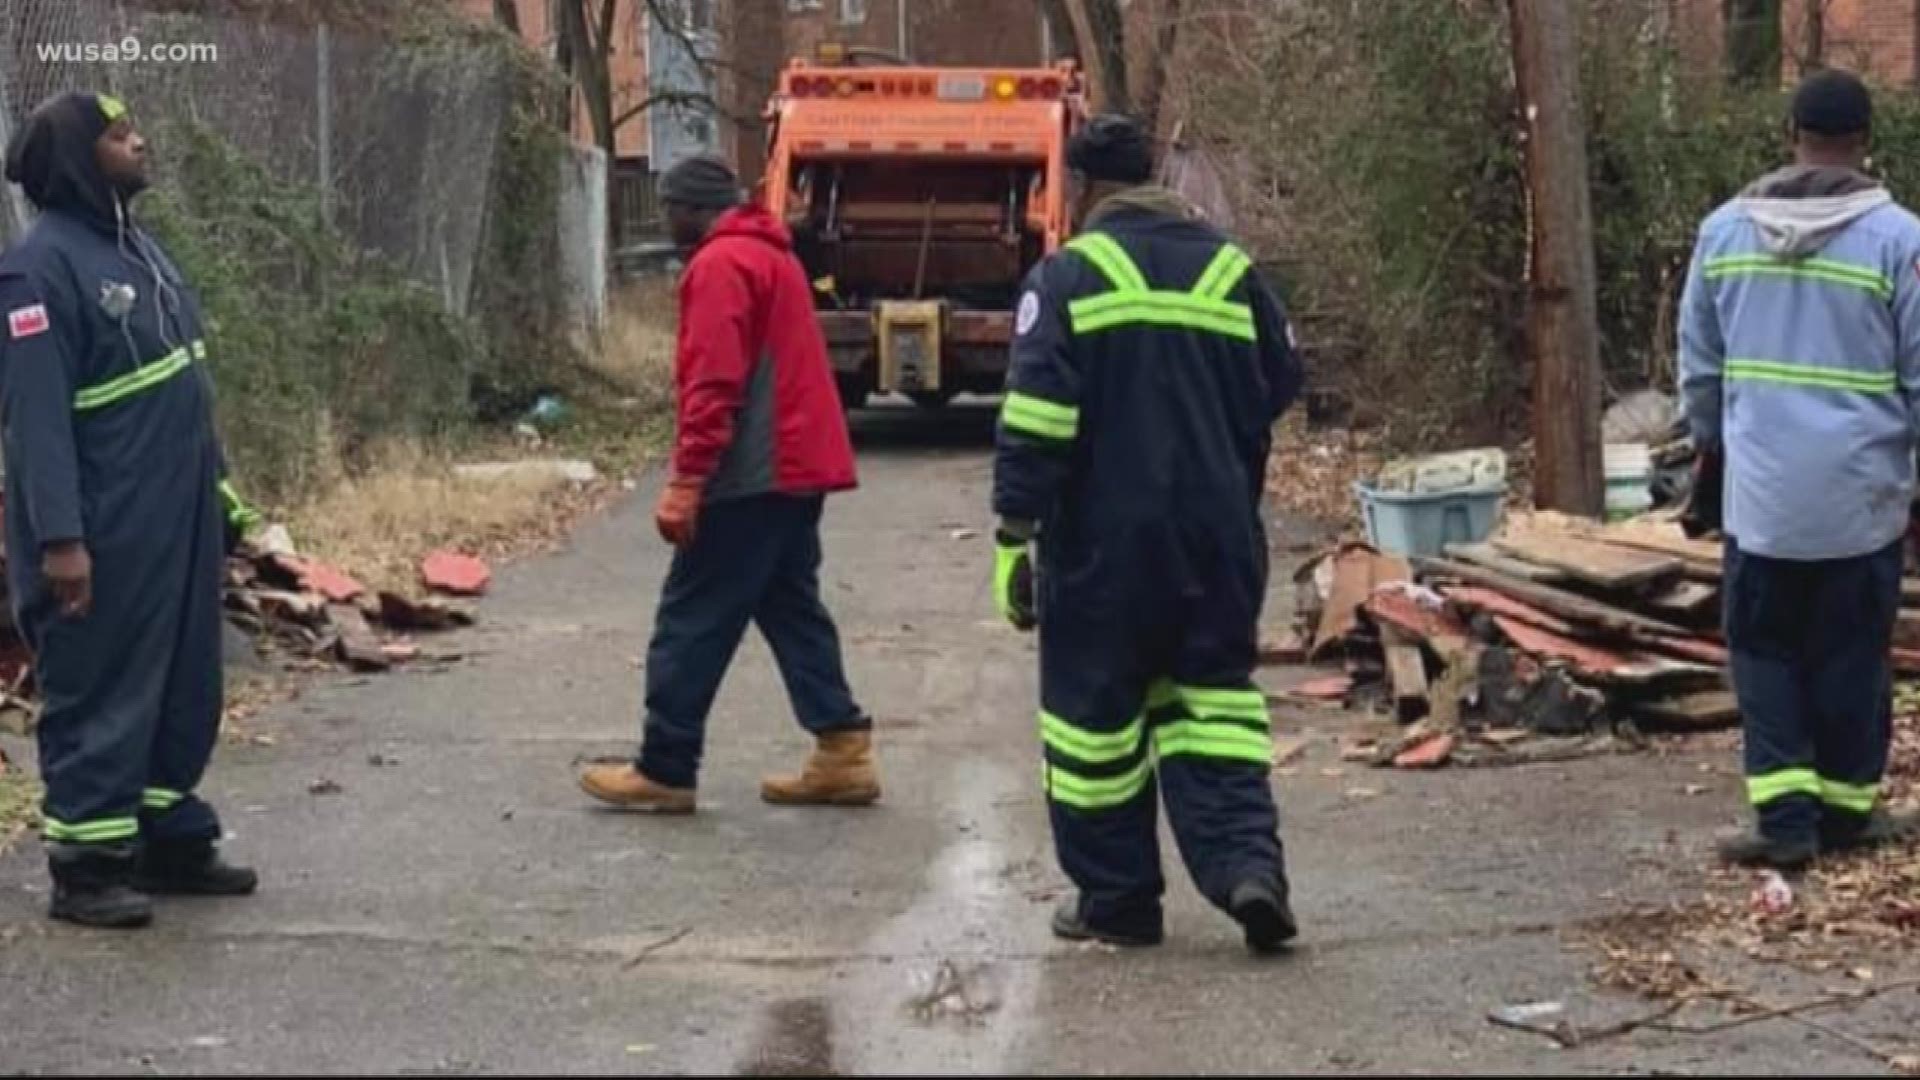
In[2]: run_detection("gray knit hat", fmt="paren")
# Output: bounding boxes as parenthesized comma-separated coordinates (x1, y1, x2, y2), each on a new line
(659, 154, 742, 210)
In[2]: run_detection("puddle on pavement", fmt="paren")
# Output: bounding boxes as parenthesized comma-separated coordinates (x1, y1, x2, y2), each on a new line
(828, 756, 1043, 1073)
(736, 997, 837, 1077)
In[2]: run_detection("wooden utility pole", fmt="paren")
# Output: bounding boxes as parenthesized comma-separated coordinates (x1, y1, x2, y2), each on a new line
(1509, 0, 1604, 517)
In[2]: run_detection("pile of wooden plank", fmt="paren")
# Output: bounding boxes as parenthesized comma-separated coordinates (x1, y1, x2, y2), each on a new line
(1293, 510, 1920, 767)
(1289, 514, 1751, 766)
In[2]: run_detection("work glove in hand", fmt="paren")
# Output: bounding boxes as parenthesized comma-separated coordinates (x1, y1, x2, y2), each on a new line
(655, 477, 705, 549)
(1680, 449, 1724, 540)
(994, 530, 1037, 631)
(220, 481, 264, 556)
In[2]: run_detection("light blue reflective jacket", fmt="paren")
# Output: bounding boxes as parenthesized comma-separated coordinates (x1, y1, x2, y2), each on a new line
(1680, 166, 1920, 560)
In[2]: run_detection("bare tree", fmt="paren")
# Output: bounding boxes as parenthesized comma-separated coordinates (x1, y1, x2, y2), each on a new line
(547, 0, 753, 159)
(1039, 0, 1184, 134)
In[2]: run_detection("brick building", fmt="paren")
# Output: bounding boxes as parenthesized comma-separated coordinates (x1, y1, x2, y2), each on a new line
(1779, 0, 1920, 83)
(1678, 0, 1920, 86)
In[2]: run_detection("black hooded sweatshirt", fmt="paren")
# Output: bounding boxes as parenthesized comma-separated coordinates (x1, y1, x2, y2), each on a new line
(0, 89, 224, 637)
(1, 93, 243, 847)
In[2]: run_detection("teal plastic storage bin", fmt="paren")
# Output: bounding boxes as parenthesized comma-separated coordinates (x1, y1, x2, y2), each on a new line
(1354, 481, 1506, 558)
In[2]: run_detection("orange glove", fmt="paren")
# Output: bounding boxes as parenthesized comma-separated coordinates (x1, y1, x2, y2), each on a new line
(654, 477, 705, 548)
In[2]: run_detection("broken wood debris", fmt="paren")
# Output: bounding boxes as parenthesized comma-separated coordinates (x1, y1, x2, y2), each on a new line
(221, 544, 479, 681)
(1276, 515, 1772, 769)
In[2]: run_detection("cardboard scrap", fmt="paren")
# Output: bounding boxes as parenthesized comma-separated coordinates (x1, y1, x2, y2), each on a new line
(1311, 545, 1411, 658)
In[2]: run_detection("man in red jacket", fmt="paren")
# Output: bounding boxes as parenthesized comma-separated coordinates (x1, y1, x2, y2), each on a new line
(580, 155, 877, 812)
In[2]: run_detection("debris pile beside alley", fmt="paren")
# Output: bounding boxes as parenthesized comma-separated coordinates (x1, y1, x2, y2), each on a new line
(224, 538, 486, 676)
(1273, 505, 1920, 770)
(0, 508, 488, 735)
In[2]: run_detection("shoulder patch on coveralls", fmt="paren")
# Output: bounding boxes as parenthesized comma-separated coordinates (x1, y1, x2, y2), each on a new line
(1015, 291, 1040, 338)
(8, 304, 48, 340)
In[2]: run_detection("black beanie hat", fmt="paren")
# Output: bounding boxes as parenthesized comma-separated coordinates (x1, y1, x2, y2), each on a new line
(1793, 68, 1873, 137)
(659, 153, 742, 210)
(1067, 114, 1154, 185)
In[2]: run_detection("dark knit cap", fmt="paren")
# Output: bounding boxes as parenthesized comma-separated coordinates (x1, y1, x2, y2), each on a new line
(1068, 114, 1154, 185)
(659, 153, 742, 210)
(1793, 68, 1873, 136)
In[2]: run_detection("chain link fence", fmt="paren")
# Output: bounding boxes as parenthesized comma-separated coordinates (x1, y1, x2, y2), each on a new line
(0, 0, 522, 320)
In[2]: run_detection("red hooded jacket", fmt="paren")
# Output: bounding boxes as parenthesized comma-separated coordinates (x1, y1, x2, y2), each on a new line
(671, 205, 857, 500)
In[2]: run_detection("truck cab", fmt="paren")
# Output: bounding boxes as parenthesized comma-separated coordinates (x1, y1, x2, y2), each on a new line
(760, 52, 1086, 410)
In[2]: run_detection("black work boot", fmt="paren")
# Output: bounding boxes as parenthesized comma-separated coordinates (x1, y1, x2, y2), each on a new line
(1050, 897, 1163, 948)
(1716, 830, 1817, 871)
(134, 839, 258, 897)
(1227, 878, 1299, 956)
(47, 844, 153, 930)
(1820, 809, 1917, 856)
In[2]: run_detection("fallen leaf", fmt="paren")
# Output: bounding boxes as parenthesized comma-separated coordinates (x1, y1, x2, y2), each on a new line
(1319, 767, 1347, 779)
(625, 1043, 655, 1056)
(1849, 966, 1875, 982)
(1344, 787, 1380, 800)
(1683, 784, 1708, 796)
(949, 528, 980, 541)
(308, 777, 342, 796)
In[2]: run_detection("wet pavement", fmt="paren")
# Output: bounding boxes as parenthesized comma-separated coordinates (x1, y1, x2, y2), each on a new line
(1, 402, 1909, 1074)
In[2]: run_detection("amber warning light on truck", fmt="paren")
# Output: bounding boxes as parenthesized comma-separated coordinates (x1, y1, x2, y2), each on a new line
(784, 71, 1068, 102)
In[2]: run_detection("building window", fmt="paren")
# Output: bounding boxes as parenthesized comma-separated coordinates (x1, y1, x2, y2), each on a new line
(839, 0, 867, 23)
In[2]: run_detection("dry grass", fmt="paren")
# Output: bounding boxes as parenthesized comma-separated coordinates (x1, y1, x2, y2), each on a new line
(281, 440, 576, 596)
(587, 279, 677, 409)
(272, 285, 681, 596)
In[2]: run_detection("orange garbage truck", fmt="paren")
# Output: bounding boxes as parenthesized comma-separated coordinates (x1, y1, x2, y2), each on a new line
(760, 52, 1087, 410)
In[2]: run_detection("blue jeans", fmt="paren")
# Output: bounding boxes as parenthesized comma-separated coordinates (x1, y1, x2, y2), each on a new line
(636, 493, 867, 788)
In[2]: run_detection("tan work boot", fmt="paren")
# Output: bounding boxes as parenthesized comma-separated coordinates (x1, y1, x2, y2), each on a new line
(579, 762, 696, 813)
(761, 731, 881, 806)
